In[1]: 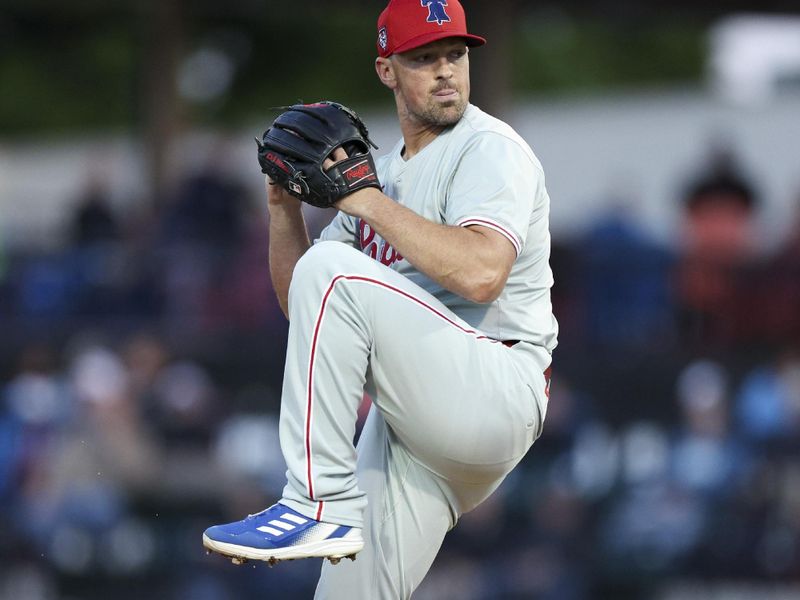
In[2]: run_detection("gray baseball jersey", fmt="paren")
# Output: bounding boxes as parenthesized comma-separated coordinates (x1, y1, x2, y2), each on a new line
(319, 103, 558, 357)
(276, 103, 557, 598)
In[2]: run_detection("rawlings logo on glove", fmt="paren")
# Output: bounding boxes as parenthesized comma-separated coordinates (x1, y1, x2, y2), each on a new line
(256, 101, 381, 208)
(343, 160, 377, 183)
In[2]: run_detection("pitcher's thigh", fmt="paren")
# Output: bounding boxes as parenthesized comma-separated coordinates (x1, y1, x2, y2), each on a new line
(369, 331, 539, 485)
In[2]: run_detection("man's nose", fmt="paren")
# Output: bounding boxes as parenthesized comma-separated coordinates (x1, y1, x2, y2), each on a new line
(434, 57, 454, 79)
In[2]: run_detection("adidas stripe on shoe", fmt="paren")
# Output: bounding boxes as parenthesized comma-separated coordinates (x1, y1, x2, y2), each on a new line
(202, 503, 364, 565)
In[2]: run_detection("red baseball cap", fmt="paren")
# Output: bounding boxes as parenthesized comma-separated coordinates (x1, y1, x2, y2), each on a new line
(376, 0, 486, 58)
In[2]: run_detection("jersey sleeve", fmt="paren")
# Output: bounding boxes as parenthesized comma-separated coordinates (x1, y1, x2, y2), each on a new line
(444, 132, 543, 256)
(315, 210, 360, 247)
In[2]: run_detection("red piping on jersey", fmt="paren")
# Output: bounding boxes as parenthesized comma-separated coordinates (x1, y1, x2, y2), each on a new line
(304, 274, 504, 510)
(457, 217, 522, 255)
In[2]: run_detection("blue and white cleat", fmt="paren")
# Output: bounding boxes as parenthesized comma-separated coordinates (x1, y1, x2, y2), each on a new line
(202, 503, 363, 566)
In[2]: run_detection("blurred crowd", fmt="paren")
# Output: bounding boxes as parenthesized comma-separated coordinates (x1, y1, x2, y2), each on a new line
(1, 142, 800, 600)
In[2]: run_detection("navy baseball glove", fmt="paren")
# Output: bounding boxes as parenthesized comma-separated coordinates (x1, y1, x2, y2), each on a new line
(256, 101, 380, 208)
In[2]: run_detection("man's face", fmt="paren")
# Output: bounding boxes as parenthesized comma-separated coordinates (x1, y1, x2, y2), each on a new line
(389, 38, 470, 127)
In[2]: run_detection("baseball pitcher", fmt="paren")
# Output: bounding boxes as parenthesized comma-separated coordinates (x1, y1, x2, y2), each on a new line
(203, 0, 558, 597)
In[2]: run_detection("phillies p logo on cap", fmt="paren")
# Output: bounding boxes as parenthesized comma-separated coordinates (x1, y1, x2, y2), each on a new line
(423, 0, 451, 25)
(376, 0, 486, 58)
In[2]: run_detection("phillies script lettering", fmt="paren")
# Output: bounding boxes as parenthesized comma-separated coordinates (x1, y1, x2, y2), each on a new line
(359, 220, 403, 267)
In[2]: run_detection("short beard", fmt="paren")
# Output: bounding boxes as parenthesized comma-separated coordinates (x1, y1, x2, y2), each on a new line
(412, 95, 468, 128)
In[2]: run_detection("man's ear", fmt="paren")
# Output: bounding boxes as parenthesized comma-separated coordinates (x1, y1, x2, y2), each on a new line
(375, 57, 396, 90)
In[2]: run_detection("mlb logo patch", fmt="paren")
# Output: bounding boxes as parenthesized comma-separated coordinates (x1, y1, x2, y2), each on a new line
(378, 26, 388, 51)
(288, 181, 303, 195)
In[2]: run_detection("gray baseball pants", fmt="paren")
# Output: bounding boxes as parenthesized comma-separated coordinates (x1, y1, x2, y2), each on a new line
(276, 241, 550, 599)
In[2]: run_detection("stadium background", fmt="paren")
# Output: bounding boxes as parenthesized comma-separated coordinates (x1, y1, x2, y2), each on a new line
(2, 1, 800, 598)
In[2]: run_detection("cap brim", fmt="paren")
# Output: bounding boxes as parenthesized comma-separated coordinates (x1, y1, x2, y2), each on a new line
(392, 32, 486, 56)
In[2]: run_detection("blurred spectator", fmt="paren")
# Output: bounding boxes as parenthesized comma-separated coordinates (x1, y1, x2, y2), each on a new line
(158, 140, 254, 327)
(598, 359, 754, 582)
(202, 215, 285, 330)
(0, 343, 70, 505)
(681, 156, 758, 261)
(151, 360, 216, 443)
(115, 332, 227, 502)
(600, 478, 705, 578)
(4, 336, 236, 586)
(14, 169, 133, 320)
(160, 141, 250, 249)
(674, 149, 762, 347)
(516, 485, 590, 600)
(122, 333, 171, 404)
(736, 346, 800, 444)
(756, 192, 800, 343)
(15, 344, 161, 539)
(70, 173, 121, 247)
(671, 360, 751, 498)
(575, 202, 674, 349)
(598, 420, 703, 577)
(12, 252, 80, 318)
